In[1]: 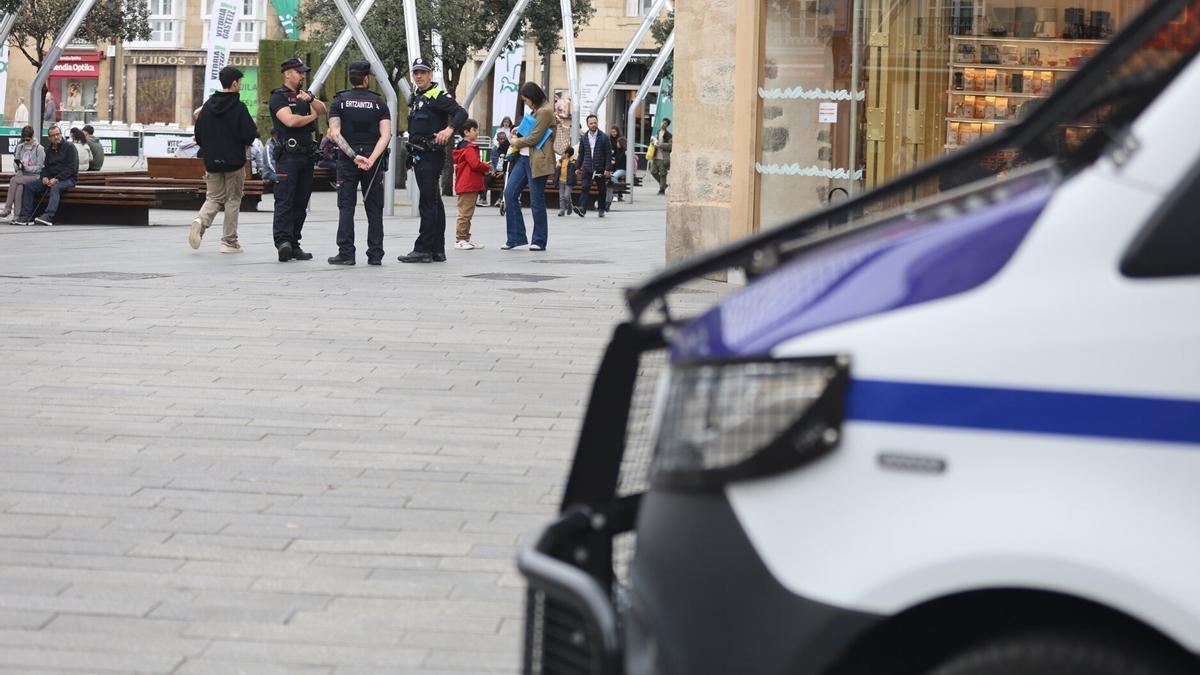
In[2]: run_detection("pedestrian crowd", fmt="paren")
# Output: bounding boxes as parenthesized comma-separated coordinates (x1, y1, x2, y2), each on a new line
(3, 55, 672, 259)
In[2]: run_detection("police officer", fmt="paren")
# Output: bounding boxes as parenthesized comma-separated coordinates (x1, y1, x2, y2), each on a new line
(326, 60, 392, 266)
(269, 57, 326, 262)
(398, 57, 467, 263)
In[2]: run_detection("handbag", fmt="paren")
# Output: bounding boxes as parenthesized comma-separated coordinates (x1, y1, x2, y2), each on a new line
(646, 142, 657, 162)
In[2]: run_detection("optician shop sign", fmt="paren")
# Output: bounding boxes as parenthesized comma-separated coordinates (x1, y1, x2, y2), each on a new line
(50, 52, 102, 79)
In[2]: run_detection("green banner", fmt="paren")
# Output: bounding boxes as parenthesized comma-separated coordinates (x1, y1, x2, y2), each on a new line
(239, 67, 259, 117)
(271, 0, 300, 39)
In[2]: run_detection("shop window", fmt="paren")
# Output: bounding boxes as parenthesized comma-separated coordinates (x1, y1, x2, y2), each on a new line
(753, 0, 1135, 232)
(136, 65, 176, 124)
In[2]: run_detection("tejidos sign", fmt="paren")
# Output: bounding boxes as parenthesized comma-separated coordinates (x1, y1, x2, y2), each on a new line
(125, 51, 259, 67)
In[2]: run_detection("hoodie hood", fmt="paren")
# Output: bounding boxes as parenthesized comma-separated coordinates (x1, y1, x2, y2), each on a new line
(203, 91, 242, 117)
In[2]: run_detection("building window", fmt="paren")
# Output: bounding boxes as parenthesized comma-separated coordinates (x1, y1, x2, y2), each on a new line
(627, 0, 657, 17)
(127, 0, 178, 47)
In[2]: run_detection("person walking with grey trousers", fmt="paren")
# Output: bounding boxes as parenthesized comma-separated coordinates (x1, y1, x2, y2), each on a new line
(189, 66, 258, 254)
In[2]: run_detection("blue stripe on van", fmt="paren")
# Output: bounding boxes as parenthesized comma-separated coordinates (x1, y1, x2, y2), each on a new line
(846, 379, 1200, 444)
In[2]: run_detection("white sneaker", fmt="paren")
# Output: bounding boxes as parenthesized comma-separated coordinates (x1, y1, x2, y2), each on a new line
(188, 217, 204, 249)
(454, 240, 475, 250)
(34, 217, 53, 227)
(220, 242, 244, 253)
(529, 244, 545, 251)
(467, 241, 485, 249)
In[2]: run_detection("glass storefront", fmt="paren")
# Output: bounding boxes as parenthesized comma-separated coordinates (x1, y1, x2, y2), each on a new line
(755, 0, 1146, 229)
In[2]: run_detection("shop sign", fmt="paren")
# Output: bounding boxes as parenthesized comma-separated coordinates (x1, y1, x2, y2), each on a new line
(51, 52, 102, 79)
(126, 51, 258, 67)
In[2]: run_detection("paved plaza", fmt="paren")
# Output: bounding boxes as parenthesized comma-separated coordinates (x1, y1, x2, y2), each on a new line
(0, 184, 724, 673)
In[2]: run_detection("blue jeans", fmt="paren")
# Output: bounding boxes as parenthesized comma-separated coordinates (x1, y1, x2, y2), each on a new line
(504, 156, 548, 248)
(21, 177, 75, 222)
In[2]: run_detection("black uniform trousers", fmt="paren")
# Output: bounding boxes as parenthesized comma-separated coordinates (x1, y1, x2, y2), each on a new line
(413, 149, 447, 254)
(576, 168, 607, 214)
(272, 153, 314, 248)
(335, 155, 385, 260)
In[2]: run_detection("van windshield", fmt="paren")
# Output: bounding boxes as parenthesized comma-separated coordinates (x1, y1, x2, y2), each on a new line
(630, 0, 1200, 321)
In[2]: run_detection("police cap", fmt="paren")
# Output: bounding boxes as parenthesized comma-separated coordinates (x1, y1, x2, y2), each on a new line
(348, 59, 371, 75)
(411, 58, 433, 72)
(280, 57, 311, 73)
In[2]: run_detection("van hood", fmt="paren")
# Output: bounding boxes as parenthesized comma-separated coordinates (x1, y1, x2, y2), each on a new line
(670, 184, 1054, 361)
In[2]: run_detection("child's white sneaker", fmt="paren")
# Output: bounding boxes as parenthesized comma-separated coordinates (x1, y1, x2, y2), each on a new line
(455, 240, 476, 250)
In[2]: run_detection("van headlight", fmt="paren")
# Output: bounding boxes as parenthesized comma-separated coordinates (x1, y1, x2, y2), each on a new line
(650, 355, 849, 490)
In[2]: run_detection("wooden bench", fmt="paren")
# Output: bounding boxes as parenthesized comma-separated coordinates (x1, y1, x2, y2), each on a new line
(0, 183, 202, 225)
(487, 179, 630, 209)
(138, 157, 267, 211)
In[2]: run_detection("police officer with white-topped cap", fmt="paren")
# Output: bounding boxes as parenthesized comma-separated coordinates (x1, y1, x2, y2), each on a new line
(326, 60, 391, 266)
(398, 57, 467, 264)
(270, 57, 326, 262)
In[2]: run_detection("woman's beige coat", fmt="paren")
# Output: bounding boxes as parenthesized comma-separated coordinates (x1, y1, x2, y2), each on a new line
(510, 102, 557, 178)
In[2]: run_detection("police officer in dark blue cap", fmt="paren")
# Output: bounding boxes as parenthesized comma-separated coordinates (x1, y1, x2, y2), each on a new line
(398, 57, 467, 263)
(269, 57, 326, 262)
(326, 60, 391, 266)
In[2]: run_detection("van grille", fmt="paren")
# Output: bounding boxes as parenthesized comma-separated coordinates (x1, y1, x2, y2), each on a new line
(526, 589, 599, 675)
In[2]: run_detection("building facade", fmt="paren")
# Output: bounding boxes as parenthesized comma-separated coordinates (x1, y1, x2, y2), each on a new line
(456, 0, 668, 149)
(122, 0, 285, 125)
(2, 0, 286, 129)
(4, 40, 122, 127)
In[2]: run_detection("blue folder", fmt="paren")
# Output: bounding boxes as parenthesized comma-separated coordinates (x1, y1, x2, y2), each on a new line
(515, 114, 554, 150)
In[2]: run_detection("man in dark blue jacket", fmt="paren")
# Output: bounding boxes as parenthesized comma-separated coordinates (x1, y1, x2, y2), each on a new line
(18, 126, 77, 226)
(573, 113, 612, 218)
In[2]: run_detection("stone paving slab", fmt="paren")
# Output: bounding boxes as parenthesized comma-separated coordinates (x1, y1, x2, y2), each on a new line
(0, 185, 725, 673)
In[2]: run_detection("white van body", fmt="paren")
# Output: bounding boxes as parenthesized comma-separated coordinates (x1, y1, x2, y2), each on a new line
(519, 4, 1200, 674)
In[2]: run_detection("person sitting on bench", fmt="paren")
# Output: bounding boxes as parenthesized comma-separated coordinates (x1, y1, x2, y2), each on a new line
(17, 126, 78, 227)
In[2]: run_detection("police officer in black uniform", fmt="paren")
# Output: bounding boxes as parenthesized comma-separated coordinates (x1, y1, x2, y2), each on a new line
(269, 57, 326, 262)
(326, 60, 392, 266)
(398, 57, 467, 263)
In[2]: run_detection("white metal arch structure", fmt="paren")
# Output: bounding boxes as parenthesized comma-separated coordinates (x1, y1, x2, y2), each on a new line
(403, 0, 420, 81)
(310, 0, 400, 215)
(587, 0, 669, 120)
(0, 12, 18, 57)
(461, 0, 535, 110)
(559, 0, 580, 148)
(308, 0, 376, 95)
(29, 0, 98, 138)
(626, 29, 673, 204)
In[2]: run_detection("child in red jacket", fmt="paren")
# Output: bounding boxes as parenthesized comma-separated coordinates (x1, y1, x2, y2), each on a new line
(453, 119, 492, 250)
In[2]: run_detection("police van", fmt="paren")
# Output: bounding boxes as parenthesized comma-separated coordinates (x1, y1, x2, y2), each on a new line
(518, 0, 1200, 672)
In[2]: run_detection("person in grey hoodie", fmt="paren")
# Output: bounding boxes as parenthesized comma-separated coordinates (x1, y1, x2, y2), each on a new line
(1, 126, 45, 221)
(189, 66, 257, 253)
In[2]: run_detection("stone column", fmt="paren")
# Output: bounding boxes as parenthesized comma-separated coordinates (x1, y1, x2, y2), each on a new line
(665, 0, 737, 274)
